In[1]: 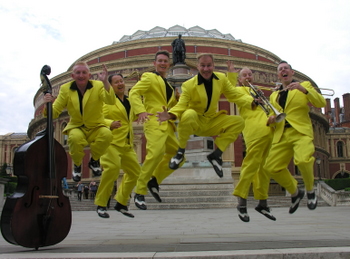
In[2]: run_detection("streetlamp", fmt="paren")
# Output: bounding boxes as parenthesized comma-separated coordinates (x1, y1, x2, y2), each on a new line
(316, 157, 321, 180)
(5, 164, 13, 176)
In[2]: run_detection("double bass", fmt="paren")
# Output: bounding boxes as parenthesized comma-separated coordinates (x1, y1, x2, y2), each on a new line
(0, 65, 72, 250)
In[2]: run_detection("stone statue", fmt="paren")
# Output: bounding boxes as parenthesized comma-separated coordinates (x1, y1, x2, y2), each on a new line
(172, 34, 186, 65)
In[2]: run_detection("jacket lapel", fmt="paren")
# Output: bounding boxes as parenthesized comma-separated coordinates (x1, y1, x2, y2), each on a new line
(82, 88, 92, 111)
(285, 89, 297, 110)
(155, 75, 167, 104)
(116, 98, 129, 121)
(196, 83, 208, 111)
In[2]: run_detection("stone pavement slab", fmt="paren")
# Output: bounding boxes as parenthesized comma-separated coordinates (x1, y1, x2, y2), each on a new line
(0, 206, 350, 258)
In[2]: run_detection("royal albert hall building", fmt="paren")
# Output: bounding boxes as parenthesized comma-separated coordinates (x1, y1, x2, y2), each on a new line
(28, 25, 330, 185)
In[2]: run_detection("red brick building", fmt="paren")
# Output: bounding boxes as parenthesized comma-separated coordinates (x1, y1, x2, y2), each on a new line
(21, 25, 348, 183)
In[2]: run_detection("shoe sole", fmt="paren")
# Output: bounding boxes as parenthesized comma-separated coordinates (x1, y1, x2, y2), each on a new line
(148, 186, 162, 202)
(238, 214, 250, 223)
(116, 209, 135, 218)
(72, 176, 81, 182)
(289, 190, 305, 214)
(255, 207, 276, 221)
(96, 209, 110, 219)
(207, 159, 223, 178)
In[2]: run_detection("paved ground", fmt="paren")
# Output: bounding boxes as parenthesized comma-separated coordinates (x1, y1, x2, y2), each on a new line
(1, 205, 350, 258)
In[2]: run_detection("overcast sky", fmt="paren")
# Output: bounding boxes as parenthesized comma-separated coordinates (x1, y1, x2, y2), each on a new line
(0, 0, 349, 135)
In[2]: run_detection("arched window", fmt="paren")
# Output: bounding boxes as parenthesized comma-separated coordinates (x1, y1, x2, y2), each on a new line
(336, 141, 344, 157)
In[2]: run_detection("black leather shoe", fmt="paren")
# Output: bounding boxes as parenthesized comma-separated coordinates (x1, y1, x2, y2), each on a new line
(207, 153, 223, 178)
(307, 191, 318, 210)
(255, 205, 276, 221)
(89, 158, 102, 177)
(169, 152, 184, 169)
(289, 189, 305, 214)
(72, 165, 81, 182)
(96, 206, 110, 218)
(114, 202, 134, 218)
(237, 206, 250, 222)
(134, 193, 147, 210)
(148, 177, 162, 202)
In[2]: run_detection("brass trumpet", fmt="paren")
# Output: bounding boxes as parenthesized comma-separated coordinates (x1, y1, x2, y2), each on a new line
(268, 82, 335, 96)
(246, 80, 286, 123)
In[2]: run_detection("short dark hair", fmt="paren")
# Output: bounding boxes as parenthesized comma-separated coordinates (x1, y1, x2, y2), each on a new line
(155, 50, 170, 60)
(278, 60, 292, 69)
(108, 73, 123, 84)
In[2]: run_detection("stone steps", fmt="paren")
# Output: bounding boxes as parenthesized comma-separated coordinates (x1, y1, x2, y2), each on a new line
(69, 183, 329, 211)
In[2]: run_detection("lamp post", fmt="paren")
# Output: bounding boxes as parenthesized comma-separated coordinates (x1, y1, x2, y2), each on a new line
(5, 164, 13, 176)
(316, 157, 321, 181)
(5, 164, 13, 196)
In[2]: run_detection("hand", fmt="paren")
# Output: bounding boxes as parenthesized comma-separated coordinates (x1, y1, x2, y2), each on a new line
(110, 120, 121, 130)
(226, 60, 240, 73)
(156, 106, 171, 124)
(97, 64, 109, 83)
(251, 97, 264, 109)
(43, 93, 54, 103)
(284, 82, 307, 94)
(175, 88, 181, 101)
(266, 115, 276, 126)
(136, 112, 153, 124)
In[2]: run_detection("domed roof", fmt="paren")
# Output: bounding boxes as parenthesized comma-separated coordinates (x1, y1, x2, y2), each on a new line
(113, 25, 241, 44)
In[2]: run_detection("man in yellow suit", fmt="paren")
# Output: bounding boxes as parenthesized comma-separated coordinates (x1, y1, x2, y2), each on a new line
(157, 54, 254, 178)
(129, 50, 184, 210)
(227, 64, 275, 223)
(43, 61, 116, 182)
(264, 60, 326, 214)
(94, 74, 141, 218)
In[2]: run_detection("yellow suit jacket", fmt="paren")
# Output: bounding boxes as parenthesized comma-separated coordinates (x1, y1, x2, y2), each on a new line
(169, 72, 253, 119)
(269, 81, 326, 143)
(51, 80, 116, 134)
(103, 96, 135, 147)
(129, 72, 178, 131)
(234, 86, 273, 143)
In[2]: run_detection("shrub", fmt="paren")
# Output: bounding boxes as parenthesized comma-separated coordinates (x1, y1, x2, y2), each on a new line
(324, 178, 350, 191)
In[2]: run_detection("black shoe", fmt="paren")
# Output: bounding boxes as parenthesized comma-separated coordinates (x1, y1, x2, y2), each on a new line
(169, 152, 184, 170)
(255, 205, 276, 221)
(96, 206, 110, 218)
(134, 193, 147, 210)
(307, 191, 318, 210)
(72, 164, 81, 182)
(114, 202, 134, 218)
(207, 153, 223, 178)
(237, 206, 250, 222)
(148, 177, 162, 202)
(89, 158, 102, 177)
(289, 189, 305, 214)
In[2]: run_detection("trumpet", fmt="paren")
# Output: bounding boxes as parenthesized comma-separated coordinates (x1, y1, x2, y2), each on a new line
(246, 80, 286, 123)
(267, 82, 335, 96)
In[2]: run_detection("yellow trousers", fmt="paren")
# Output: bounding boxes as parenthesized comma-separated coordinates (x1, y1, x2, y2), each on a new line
(135, 124, 184, 195)
(264, 127, 315, 194)
(177, 109, 244, 151)
(233, 133, 273, 200)
(67, 126, 112, 166)
(94, 143, 141, 207)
